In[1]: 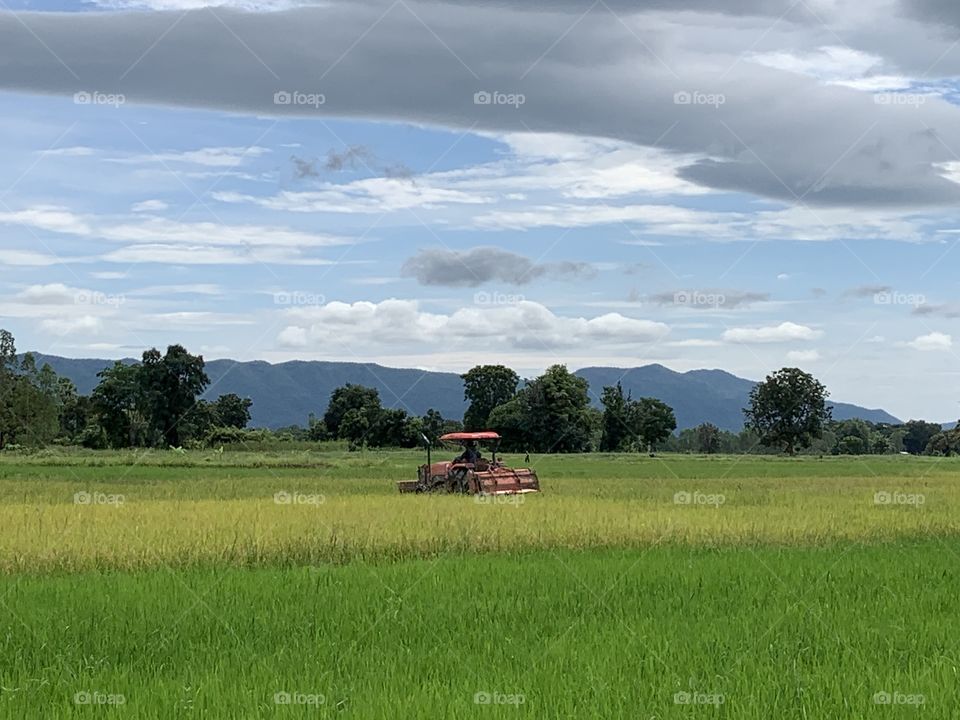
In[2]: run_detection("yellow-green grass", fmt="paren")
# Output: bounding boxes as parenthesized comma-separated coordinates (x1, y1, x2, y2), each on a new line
(0, 450, 956, 573)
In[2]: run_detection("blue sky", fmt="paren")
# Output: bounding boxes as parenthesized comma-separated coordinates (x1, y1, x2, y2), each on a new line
(1, 0, 960, 421)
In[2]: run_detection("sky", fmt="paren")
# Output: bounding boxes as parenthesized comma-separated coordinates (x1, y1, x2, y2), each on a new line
(0, 0, 959, 421)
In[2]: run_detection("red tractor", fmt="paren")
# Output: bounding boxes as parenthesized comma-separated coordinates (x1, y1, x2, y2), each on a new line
(397, 431, 540, 495)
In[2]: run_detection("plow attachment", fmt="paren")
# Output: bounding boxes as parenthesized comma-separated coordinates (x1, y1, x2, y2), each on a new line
(469, 467, 540, 495)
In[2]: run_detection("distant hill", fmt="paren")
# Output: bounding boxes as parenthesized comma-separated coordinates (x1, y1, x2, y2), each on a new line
(26, 354, 902, 432)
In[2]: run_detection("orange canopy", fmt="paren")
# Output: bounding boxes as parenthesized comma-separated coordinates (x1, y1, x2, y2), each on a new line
(439, 431, 500, 442)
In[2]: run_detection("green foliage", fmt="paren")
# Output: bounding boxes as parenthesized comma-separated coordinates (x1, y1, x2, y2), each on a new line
(600, 383, 677, 452)
(211, 393, 253, 429)
(599, 382, 630, 451)
(902, 419, 942, 455)
(461, 365, 519, 430)
(744, 367, 832, 455)
(323, 384, 381, 440)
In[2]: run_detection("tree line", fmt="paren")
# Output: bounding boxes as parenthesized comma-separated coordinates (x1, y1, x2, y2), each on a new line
(1, 328, 957, 456)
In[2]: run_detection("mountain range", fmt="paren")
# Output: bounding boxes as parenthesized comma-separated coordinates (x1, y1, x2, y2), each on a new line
(26, 353, 903, 432)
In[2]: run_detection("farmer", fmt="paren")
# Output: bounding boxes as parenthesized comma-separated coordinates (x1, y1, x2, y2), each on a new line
(456, 440, 481, 465)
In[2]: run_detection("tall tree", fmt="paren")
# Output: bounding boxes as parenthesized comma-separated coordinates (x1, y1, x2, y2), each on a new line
(91, 361, 148, 448)
(521, 365, 593, 453)
(695, 422, 721, 454)
(139, 345, 209, 447)
(901, 419, 942, 455)
(744, 367, 832, 455)
(461, 365, 519, 430)
(323, 384, 382, 440)
(599, 383, 631, 451)
(630, 397, 677, 452)
(212, 393, 253, 429)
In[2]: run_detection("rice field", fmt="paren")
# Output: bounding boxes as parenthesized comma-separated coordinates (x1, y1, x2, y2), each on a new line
(0, 449, 958, 718)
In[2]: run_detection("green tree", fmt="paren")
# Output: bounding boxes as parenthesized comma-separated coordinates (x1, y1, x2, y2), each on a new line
(91, 361, 148, 448)
(487, 395, 531, 452)
(212, 393, 253, 429)
(599, 383, 631, 451)
(521, 365, 593, 453)
(420, 408, 447, 445)
(901, 419, 941, 455)
(139, 345, 209, 448)
(695, 422, 721, 454)
(323, 384, 382, 440)
(744, 367, 832, 455)
(461, 365, 519, 430)
(630, 397, 677, 452)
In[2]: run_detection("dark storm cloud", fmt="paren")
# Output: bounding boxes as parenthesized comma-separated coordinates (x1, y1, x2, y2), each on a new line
(401, 247, 596, 287)
(3, 3, 960, 207)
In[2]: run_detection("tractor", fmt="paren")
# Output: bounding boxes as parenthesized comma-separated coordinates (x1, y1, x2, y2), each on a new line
(397, 431, 540, 495)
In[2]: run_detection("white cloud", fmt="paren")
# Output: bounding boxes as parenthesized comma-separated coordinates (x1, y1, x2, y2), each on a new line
(39, 146, 96, 157)
(786, 349, 821, 362)
(109, 146, 270, 168)
(907, 332, 952, 351)
(18, 283, 83, 305)
(40, 315, 103, 335)
(277, 326, 308, 348)
(131, 199, 169, 213)
(0, 250, 78, 266)
(723, 322, 822, 343)
(280, 299, 670, 353)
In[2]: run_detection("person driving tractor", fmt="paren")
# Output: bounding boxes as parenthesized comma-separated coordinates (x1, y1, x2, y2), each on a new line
(455, 440, 481, 465)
